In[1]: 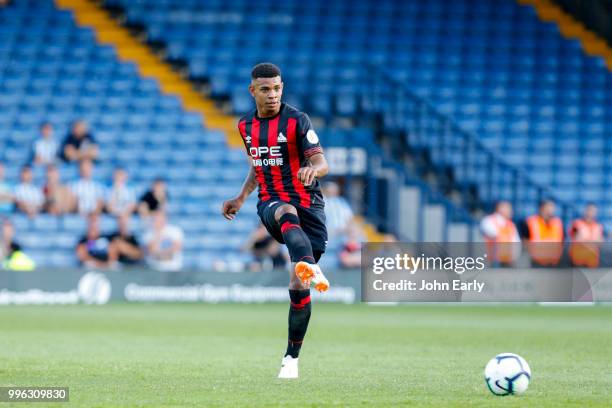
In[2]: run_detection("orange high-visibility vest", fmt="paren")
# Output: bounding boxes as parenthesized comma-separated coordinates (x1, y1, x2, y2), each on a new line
(484, 215, 519, 264)
(526, 215, 564, 266)
(569, 219, 603, 268)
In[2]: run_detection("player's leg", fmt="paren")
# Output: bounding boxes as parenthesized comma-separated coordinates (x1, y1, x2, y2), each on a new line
(278, 266, 311, 378)
(275, 204, 311, 360)
(278, 265, 311, 377)
(272, 204, 321, 378)
(293, 205, 329, 291)
(272, 204, 329, 291)
(274, 204, 315, 265)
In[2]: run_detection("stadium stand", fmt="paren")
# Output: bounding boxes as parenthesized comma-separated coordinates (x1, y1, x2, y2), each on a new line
(109, 0, 612, 232)
(3, 0, 612, 268)
(0, 0, 258, 268)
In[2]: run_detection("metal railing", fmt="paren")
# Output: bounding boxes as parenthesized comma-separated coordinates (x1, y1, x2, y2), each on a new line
(367, 68, 579, 225)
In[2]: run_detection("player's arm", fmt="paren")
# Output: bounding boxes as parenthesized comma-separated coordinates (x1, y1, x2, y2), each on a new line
(222, 164, 257, 220)
(297, 153, 328, 186)
(296, 112, 327, 186)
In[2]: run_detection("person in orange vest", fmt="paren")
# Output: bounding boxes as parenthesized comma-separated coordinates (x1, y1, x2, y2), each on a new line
(569, 203, 605, 268)
(520, 199, 564, 267)
(480, 201, 521, 266)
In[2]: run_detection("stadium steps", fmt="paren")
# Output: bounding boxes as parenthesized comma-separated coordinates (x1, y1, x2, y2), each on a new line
(54, 0, 242, 148)
(519, 0, 612, 66)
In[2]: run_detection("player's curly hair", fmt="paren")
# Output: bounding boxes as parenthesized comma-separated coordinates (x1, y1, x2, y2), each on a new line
(251, 62, 281, 79)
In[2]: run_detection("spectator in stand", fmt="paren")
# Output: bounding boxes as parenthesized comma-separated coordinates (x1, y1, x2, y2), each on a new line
(0, 162, 14, 215)
(108, 214, 143, 265)
(106, 168, 136, 217)
(43, 165, 75, 215)
(568, 203, 605, 268)
(60, 120, 99, 163)
(480, 200, 521, 266)
(14, 165, 44, 218)
(32, 122, 59, 166)
(76, 213, 119, 269)
(1, 218, 21, 264)
(322, 181, 354, 237)
(138, 178, 168, 218)
(70, 159, 105, 215)
(244, 223, 289, 272)
(143, 210, 184, 272)
(1, 218, 35, 271)
(339, 224, 364, 269)
(520, 199, 564, 267)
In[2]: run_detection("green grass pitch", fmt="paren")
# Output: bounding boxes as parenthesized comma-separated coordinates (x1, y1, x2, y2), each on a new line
(0, 303, 610, 407)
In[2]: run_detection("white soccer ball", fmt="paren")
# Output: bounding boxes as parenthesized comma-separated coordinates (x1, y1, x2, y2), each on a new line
(484, 353, 531, 396)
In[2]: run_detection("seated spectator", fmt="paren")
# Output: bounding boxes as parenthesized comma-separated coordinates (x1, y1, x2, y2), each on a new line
(43, 165, 75, 215)
(244, 223, 288, 272)
(14, 165, 44, 218)
(322, 181, 354, 237)
(106, 168, 136, 217)
(70, 160, 105, 215)
(138, 178, 168, 218)
(2, 218, 21, 265)
(76, 214, 119, 269)
(0, 162, 14, 215)
(60, 120, 99, 163)
(143, 211, 184, 272)
(108, 214, 143, 265)
(1, 218, 20, 259)
(1, 219, 35, 271)
(339, 224, 364, 269)
(32, 121, 59, 166)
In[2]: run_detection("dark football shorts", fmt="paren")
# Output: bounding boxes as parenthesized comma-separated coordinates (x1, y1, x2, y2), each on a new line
(257, 199, 328, 257)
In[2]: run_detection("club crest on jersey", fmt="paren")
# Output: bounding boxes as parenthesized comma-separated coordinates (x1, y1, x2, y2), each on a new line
(277, 132, 287, 143)
(306, 129, 319, 144)
(245, 135, 251, 144)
